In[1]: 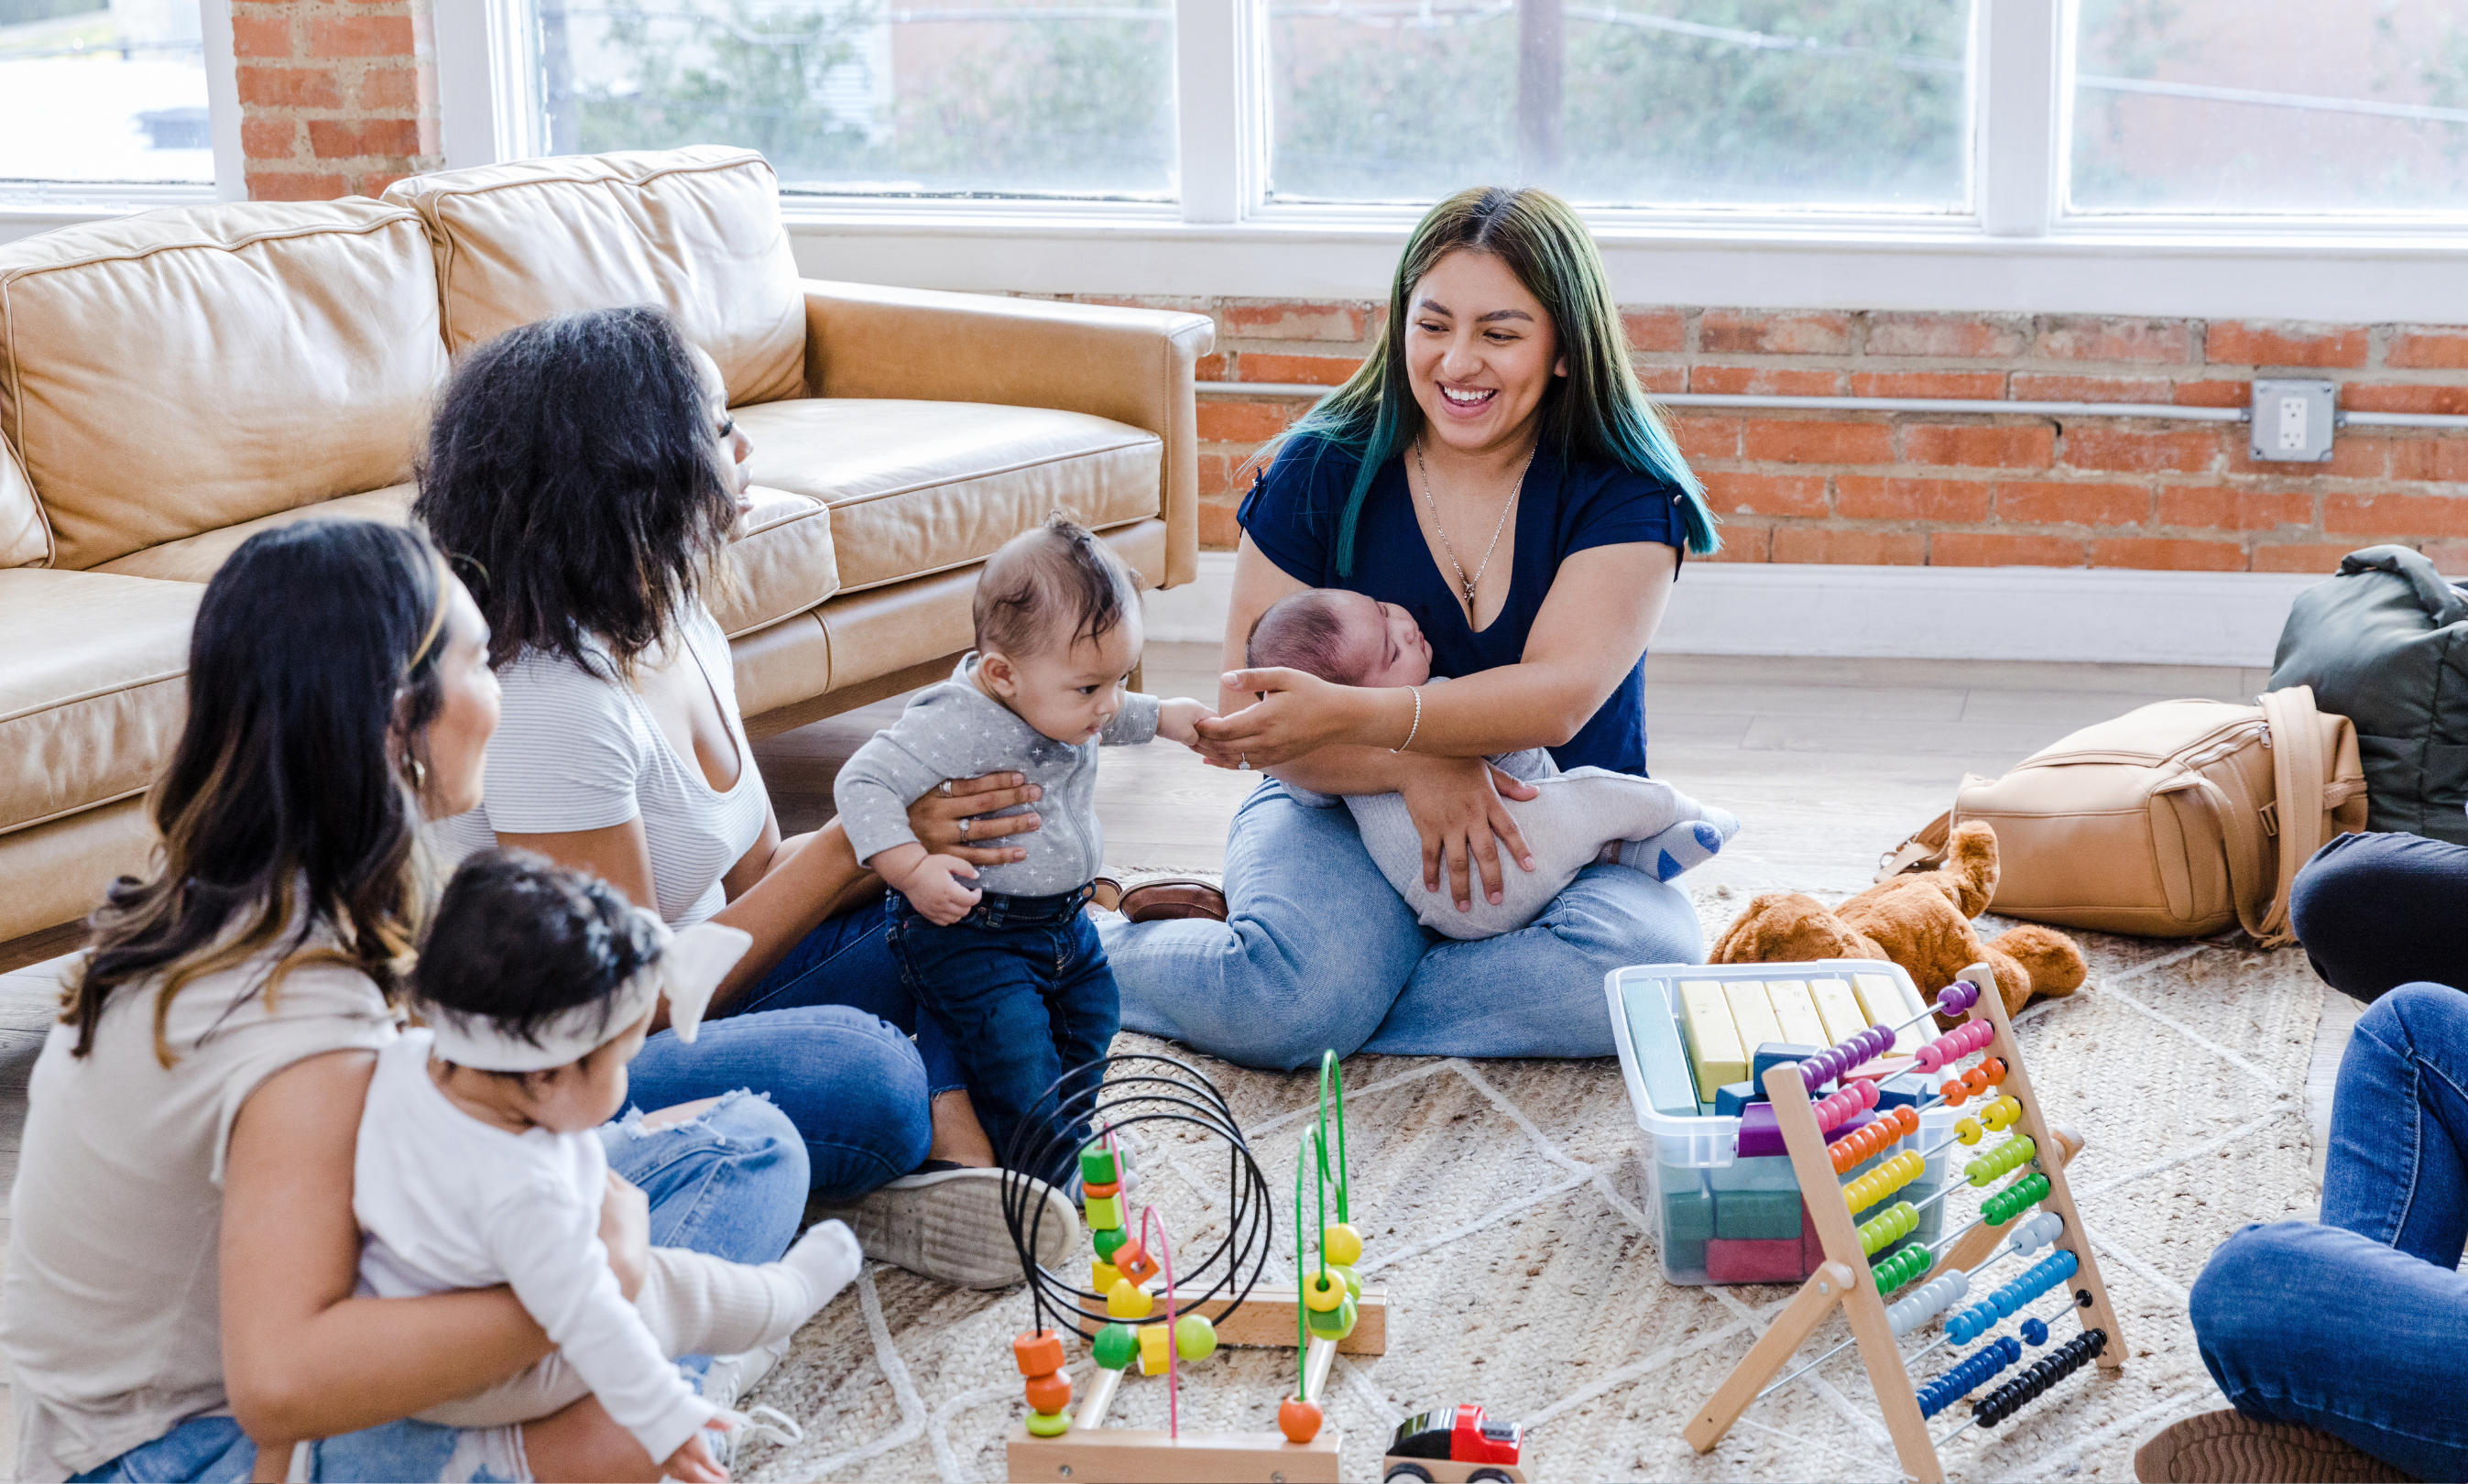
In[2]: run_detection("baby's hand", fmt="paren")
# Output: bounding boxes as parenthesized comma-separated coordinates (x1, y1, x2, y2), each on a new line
(1156, 697, 1217, 747)
(662, 1424, 731, 1484)
(898, 853, 984, 925)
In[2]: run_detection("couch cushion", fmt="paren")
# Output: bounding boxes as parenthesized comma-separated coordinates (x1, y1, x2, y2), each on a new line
(94, 485, 418, 584)
(0, 199, 444, 572)
(93, 479, 835, 641)
(734, 399, 1159, 595)
(0, 569, 201, 835)
(384, 147, 805, 409)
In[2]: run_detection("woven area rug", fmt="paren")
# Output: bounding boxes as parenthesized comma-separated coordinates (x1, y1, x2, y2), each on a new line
(737, 897, 2324, 1484)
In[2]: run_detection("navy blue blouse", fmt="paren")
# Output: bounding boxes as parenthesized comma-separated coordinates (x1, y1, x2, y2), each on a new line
(1238, 437, 1685, 776)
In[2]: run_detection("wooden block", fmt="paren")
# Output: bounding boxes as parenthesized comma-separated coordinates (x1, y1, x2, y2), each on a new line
(1764, 979, 1829, 1046)
(1678, 980, 1748, 1102)
(1008, 1425, 1342, 1483)
(1722, 982, 1785, 1062)
(1855, 972, 1929, 1054)
(1075, 1286, 1387, 1356)
(1620, 977, 1701, 1118)
(1807, 977, 1867, 1045)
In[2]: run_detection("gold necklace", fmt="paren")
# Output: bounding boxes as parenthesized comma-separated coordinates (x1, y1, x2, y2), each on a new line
(1413, 437, 1534, 621)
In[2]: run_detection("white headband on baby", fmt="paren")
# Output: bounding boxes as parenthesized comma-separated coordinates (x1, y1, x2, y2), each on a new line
(422, 915, 754, 1073)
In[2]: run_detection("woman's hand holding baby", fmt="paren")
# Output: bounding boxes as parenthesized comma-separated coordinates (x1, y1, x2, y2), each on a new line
(1399, 758, 1541, 914)
(871, 842, 984, 925)
(910, 772, 1043, 867)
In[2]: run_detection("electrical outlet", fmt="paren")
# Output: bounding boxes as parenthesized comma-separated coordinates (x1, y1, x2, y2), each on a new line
(2250, 380, 2337, 463)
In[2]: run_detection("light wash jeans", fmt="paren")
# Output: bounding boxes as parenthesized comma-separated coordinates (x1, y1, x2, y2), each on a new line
(72, 1091, 808, 1484)
(1101, 779, 1705, 1070)
(2190, 982, 2468, 1481)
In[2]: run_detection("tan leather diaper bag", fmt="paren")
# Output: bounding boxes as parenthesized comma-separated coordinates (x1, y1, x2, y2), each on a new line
(1879, 685, 2367, 944)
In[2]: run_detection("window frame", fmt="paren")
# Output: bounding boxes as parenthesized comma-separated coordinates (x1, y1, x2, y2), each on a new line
(414, 0, 2468, 324)
(0, 0, 243, 222)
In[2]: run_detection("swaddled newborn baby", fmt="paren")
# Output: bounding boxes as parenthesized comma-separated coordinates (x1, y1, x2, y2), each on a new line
(1247, 588, 1738, 940)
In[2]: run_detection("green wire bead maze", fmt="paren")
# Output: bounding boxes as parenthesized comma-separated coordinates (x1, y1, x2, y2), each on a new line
(1000, 1052, 1340, 1484)
(1680, 960, 2124, 1482)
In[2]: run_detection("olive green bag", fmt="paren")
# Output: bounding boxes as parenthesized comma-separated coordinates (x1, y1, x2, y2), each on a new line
(2269, 545, 2468, 847)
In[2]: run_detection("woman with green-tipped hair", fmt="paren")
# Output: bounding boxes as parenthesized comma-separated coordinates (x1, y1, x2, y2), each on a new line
(1102, 185, 1721, 1068)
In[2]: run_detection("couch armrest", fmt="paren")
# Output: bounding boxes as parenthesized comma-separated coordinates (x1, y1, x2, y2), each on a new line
(796, 280, 1215, 588)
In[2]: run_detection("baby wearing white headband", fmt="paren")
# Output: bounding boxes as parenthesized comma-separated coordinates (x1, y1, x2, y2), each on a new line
(331, 851, 857, 1479)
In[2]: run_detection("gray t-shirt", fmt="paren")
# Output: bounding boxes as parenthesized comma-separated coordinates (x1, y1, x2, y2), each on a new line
(833, 654, 1161, 898)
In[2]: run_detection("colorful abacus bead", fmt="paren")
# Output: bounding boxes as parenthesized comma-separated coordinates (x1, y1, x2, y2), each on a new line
(1964, 1133, 2037, 1187)
(1978, 1056, 2008, 1086)
(1326, 1264, 1363, 1301)
(2007, 1210, 2063, 1257)
(1982, 1095, 2023, 1131)
(1279, 1396, 1324, 1444)
(1092, 1225, 1129, 1261)
(1954, 1116, 1983, 1146)
(1302, 1271, 1346, 1312)
(1305, 1294, 1359, 1339)
(1917, 1336, 2022, 1419)
(1025, 1370, 1073, 1413)
(1813, 1077, 1881, 1135)
(1887, 1270, 1971, 1337)
(1982, 1172, 2053, 1225)
(1014, 1330, 1065, 1376)
(1936, 980, 1981, 1016)
(1137, 1322, 1171, 1376)
(1079, 1146, 1118, 1186)
(1322, 1223, 1364, 1267)
(1975, 1329, 2107, 1426)
(2020, 1318, 2050, 1347)
(1960, 1065, 1992, 1094)
(1015, 1329, 1071, 1435)
(1949, 1249, 2079, 1342)
(1829, 1106, 1917, 1173)
(1856, 1201, 1918, 1256)
(1940, 1078, 1971, 1108)
(1872, 1245, 1932, 1295)
(1845, 1150, 1927, 1214)
(1084, 1195, 1121, 1230)
(1114, 1238, 1161, 1285)
(1081, 1178, 1120, 1200)
(1091, 1260, 1121, 1292)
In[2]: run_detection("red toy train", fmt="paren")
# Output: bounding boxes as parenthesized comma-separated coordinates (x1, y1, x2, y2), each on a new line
(1381, 1402, 1524, 1483)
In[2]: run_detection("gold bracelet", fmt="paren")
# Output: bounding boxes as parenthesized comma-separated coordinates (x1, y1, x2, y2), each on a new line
(1391, 685, 1422, 753)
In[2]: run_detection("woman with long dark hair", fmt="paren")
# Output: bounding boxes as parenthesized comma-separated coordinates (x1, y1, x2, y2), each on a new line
(2, 519, 806, 1481)
(1104, 186, 1720, 1069)
(415, 305, 1073, 1286)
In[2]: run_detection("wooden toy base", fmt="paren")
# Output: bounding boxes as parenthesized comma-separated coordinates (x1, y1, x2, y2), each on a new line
(1073, 1285, 1389, 1355)
(1008, 1424, 1341, 1482)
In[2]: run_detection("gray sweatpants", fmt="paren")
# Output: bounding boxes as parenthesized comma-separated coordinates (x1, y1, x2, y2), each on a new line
(1337, 754, 1728, 940)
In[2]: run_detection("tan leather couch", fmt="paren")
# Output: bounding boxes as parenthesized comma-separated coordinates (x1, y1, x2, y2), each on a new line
(0, 146, 1212, 946)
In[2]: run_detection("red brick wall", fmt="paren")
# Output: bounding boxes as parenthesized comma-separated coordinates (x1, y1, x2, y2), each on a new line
(1109, 298, 2468, 571)
(234, 0, 441, 201)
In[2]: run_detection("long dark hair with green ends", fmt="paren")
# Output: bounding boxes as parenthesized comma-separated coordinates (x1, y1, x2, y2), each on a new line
(1272, 185, 1719, 575)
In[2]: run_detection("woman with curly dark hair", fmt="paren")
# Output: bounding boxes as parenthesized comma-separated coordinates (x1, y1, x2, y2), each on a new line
(416, 305, 1068, 1288)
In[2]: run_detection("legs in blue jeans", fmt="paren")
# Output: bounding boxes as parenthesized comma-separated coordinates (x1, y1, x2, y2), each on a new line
(1104, 780, 1704, 1070)
(2190, 983, 2468, 1480)
(726, 894, 966, 1096)
(888, 895, 1118, 1184)
(2288, 831, 2468, 1005)
(627, 1004, 934, 1203)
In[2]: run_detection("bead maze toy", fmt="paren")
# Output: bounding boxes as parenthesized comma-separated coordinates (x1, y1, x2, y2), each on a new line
(1681, 959, 2124, 1482)
(1001, 1052, 1365, 1483)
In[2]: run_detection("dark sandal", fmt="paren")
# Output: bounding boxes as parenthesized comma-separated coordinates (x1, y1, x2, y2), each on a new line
(1118, 878, 1229, 923)
(1090, 875, 1125, 912)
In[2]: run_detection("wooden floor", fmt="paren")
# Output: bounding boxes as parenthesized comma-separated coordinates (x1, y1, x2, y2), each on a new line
(0, 647, 2344, 1461)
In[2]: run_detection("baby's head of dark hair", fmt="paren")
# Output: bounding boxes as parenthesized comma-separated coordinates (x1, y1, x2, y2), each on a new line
(974, 513, 1143, 660)
(1247, 588, 1372, 684)
(414, 849, 661, 1055)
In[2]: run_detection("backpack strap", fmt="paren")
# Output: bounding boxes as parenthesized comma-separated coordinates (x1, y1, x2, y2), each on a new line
(1875, 810, 1953, 882)
(2167, 774, 2288, 946)
(2255, 685, 2331, 944)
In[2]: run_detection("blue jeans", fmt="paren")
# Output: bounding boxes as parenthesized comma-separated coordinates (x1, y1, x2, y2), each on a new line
(626, 898, 956, 1201)
(1101, 779, 1705, 1069)
(2190, 983, 2468, 1481)
(2289, 830, 2468, 1005)
(74, 1092, 807, 1483)
(888, 887, 1118, 1184)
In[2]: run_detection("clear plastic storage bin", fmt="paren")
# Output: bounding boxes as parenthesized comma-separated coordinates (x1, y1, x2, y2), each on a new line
(1606, 959, 1955, 1286)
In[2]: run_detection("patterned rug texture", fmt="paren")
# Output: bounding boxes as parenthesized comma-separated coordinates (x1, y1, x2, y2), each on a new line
(737, 892, 2324, 1484)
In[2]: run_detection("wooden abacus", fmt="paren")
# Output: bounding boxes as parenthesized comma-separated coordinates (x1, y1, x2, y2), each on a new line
(1682, 959, 2123, 1483)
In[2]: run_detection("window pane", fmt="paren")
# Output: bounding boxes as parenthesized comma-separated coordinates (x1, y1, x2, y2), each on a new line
(0, 0, 211, 186)
(1268, 1, 1973, 211)
(2070, 0, 2468, 214)
(536, 0, 1176, 199)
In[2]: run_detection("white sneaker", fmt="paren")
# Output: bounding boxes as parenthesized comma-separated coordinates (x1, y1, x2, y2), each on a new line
(807, 1167, 1079, 1289)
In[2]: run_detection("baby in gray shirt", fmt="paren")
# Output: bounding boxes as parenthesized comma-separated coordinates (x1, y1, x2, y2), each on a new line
(1248, 588, 1738, 941)
(833, 517, 1211, 1178)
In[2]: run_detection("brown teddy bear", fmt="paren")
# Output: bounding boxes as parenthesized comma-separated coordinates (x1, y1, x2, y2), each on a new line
(1709, 821, 2087, 1018)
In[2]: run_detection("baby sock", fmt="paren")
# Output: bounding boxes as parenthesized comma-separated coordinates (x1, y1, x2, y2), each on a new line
(778, 1218, 865, 1321)
(1620, 806, 1740, 882)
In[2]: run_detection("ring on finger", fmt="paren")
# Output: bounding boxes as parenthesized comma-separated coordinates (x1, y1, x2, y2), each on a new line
(939, 780, 953, 797)
(960, 816, 972, 839)
(1239, 751, 1250, 770)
